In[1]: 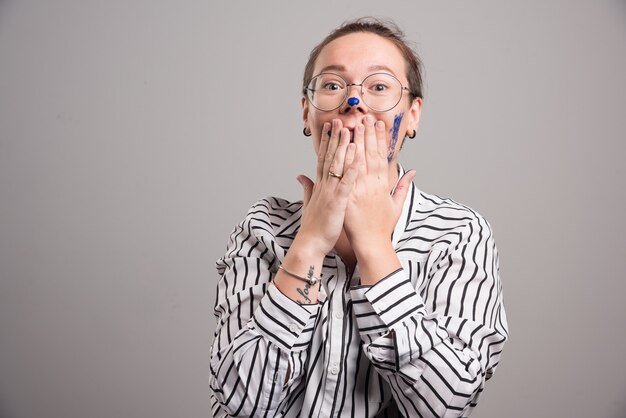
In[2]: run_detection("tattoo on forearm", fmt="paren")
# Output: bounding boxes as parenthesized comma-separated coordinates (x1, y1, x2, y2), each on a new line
(296, 284, 311, 304)
(296, 265, 315, 304)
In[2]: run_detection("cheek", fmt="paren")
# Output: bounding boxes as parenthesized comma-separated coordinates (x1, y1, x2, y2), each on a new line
(308, 113, 333, 148)
(313, 138, 320, 155)
(309, 114, 327, 137)
(386, 112, 405, 161)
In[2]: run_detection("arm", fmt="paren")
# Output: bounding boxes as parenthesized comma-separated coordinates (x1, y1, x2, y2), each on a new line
(209, 205, 321, 416)
(344, 116, 508, 417)
(211, 119, 362, 415)
(350, 215, 508, 417)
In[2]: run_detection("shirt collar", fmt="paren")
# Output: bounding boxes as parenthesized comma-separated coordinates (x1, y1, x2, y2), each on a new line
(391, 163, 422, 248)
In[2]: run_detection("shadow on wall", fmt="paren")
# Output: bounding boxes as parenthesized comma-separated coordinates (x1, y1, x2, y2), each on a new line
(612, 395, 626, 418)
(0, 0, 15, 26)
(612, 0, 626, 22)
(0, 400, 8, 418)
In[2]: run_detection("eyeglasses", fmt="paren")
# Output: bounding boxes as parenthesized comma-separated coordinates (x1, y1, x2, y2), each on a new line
(305, 72, 411, 112)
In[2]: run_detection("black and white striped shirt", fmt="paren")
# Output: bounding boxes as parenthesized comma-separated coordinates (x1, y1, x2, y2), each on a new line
(210, 167, 509, 417)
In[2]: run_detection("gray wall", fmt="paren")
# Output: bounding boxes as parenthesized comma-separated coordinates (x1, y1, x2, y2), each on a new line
(1, 1, 625, 417)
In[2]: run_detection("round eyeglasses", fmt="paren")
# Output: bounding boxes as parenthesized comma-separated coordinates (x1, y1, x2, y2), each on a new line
(305, 72, 411, 112)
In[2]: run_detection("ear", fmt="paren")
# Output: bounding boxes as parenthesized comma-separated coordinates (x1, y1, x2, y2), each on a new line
(301, 96, 309, 129)
(406, 97, 423, 137)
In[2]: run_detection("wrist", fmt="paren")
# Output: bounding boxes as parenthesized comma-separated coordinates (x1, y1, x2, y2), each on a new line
(351, 235, 393, 259)
(354, 241, 401, 286)
(276, 236, 326, 305)
(290, 232, 330, 262)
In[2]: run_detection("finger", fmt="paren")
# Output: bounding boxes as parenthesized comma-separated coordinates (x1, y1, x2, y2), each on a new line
(353, 122, 367, 177)
(391, 169, 416, 208)
(335, 143, 360, 196)
(323, 119, 343, 179)
(363, 115, 379, 166)
(344, 137, 356, 167)
(375, 120, 387, 159)
(328, 127, 350, 179)
(316, 122, 331, 182)
(297, 175, 315, 208)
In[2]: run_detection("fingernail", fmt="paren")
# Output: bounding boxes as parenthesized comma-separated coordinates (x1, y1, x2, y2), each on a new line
(357, 124, 364, 133)
(322, 122, 330, 138)
(376, 121, 384, 129)
(366, 115, 374, 124)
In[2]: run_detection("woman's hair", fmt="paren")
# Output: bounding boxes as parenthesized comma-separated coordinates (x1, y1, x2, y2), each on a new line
(302, 17, 424, 101)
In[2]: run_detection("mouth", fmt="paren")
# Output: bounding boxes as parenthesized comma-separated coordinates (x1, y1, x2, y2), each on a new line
(325, 120, 363, 143)
(330, 127, 355, 142)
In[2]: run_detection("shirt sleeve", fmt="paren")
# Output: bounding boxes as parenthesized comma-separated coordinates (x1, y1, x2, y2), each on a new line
(209, 200, 320, 416)
(349, 215, 509, 418)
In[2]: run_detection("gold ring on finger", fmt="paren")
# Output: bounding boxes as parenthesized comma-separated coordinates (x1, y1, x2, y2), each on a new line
(328, 171, 343, 179)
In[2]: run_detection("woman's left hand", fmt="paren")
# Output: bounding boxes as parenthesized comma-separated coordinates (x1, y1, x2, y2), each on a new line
(343, 115, 416, 260)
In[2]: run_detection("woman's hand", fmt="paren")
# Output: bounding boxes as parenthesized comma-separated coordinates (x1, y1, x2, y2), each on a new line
(295, 119, 361, 258)
(343, 115, 415, 279)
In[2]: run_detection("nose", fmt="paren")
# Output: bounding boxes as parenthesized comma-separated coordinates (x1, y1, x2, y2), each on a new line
(341, 84, 366, 113)
(347, 97, 360, 106)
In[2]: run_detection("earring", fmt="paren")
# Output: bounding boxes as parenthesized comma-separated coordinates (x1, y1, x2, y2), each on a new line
(407, 130, 416, 139)
(303, 127, 312, 137)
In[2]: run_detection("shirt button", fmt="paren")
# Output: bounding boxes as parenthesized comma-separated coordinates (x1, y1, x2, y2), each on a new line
(330, 364, 339, 375)
(289, 323, 299, 333)
(334, 311, 343, 319)
(379, 303, 388, 312)
(247, 322, 254, 330)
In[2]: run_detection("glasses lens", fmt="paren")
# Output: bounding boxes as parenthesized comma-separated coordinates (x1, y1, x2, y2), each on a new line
(307, 74, 347, 111)
(362, 73, 403, 112)
(306, 73, 405, 112)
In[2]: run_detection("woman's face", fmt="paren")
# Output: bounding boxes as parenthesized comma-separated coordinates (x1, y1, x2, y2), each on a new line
(302, 32, 422, 161)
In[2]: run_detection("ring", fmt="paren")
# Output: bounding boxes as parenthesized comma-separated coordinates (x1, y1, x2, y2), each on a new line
(328, 171, 343, 179)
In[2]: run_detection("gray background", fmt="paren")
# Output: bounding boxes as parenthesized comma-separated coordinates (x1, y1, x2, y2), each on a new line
(1, 0, 625, 417)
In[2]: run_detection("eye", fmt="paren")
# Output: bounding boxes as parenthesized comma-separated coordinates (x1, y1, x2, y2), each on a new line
(322, 82, 342, 91)
(371, 83, 388, 92)
(364, 73, 399, 95)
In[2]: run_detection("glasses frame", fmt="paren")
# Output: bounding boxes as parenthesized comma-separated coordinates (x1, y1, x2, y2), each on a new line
(305, 72, 412, 112)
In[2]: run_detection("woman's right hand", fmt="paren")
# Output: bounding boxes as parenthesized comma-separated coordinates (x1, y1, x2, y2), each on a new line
(296, 119, 360, 258)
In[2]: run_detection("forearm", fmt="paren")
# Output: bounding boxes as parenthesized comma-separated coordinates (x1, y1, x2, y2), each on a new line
(350, 266, 508, 417)
(353, 238, 402, 286)
(210, 330, 287, 415)
(211, 281, 321, 415)
(370, 319, 502, 417)
(274, 234, 326, 304)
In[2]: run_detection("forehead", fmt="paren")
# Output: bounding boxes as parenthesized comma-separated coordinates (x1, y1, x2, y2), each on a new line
(313, 32, 407, 80)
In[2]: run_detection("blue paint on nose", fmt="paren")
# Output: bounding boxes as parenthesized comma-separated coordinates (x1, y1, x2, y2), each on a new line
(347, 97, 360, 106)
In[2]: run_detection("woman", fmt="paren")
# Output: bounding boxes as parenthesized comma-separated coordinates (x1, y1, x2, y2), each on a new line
(210, 18, 508, 417)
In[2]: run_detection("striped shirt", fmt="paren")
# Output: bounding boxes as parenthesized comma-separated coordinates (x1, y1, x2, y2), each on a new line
(210, 166, 509, 417)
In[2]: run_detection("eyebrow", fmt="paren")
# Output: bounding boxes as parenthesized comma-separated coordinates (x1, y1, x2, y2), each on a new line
(317, 64, 398, 76)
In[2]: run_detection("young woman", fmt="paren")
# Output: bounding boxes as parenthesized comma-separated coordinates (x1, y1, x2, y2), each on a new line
(210, 18, 508, 417)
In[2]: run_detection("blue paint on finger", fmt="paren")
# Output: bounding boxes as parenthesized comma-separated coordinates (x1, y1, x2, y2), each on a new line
(387, 112, 404, 162)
